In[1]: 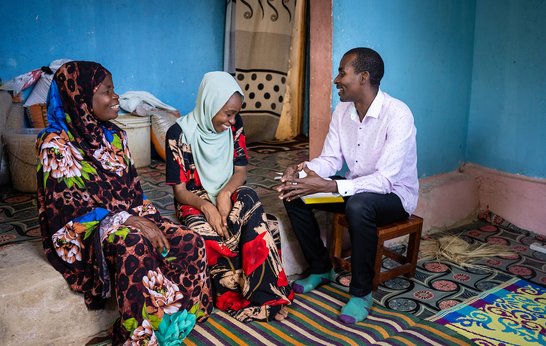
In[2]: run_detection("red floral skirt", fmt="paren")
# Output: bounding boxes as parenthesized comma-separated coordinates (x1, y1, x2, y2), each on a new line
(179, 186, 294, 322)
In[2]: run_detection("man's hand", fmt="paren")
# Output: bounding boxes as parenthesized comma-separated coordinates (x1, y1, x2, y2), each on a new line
(275, 162, 305, 200)
(280, 162, 306, 183)
(276, 166, 338, 201)
(124, 216, 169, 253)
(201, 202, 229, 239)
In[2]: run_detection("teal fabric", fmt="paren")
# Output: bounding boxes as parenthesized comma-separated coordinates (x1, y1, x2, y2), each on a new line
(339, 293, 373, 324)
(176, 72, 243, 204)
(292, 269, 334, 293)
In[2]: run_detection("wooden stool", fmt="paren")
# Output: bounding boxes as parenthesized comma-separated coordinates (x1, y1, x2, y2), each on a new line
(330, 213, 423, 290)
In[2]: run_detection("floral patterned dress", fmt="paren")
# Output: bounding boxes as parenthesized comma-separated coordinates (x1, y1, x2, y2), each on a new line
(166, 115, 293, 322)
(36, 61, 212, 345)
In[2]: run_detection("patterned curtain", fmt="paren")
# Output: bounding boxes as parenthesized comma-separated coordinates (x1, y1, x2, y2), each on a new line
(224, 0, 300, 142)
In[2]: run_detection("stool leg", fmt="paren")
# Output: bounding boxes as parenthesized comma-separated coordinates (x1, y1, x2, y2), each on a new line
(404, 225, 422, 278)
(330, 215, 344, 262)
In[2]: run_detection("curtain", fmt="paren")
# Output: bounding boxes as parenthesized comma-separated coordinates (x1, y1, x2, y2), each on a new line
(274, 0, 306, 140)
(224, 0, 299, 142)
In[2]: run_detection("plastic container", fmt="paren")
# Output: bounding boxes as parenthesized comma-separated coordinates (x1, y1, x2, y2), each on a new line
(3, 128, 43, 193)
(111, 114, 151, 168)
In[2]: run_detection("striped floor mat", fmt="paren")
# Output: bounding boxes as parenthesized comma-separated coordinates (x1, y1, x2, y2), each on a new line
(185, 284, 472, 345)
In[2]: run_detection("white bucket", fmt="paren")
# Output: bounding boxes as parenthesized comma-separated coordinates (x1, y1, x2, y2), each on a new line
(111, 114, 152, 168)
(3, 128, 43, 193)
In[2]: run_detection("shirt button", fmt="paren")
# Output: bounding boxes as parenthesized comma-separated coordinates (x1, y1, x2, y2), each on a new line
(356, 160, 358, 163)
(357, 144, 360, 146)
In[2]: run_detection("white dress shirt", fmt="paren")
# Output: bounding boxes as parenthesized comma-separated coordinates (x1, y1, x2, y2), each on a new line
(306, 90, 419, 214)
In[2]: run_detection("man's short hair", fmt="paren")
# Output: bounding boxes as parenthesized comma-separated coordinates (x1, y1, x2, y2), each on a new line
(344, 47, 384, 86)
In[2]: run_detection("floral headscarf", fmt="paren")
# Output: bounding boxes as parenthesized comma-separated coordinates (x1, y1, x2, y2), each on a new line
(36, 61, 148, 308)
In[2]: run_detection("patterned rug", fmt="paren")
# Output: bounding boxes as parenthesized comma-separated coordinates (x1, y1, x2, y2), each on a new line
(138, 162, 177, 220)
(246, 136, 309, 191)
(429, 277, 546, 345)
(186, 283, 472, 345)
(2, 137, 546, 345)
(374, 214, 546, 319)
(0, 193, 40, 248)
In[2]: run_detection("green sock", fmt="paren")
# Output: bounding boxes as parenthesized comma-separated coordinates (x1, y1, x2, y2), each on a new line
(292, 269, 333, 293)
(338, 293, 373, 324)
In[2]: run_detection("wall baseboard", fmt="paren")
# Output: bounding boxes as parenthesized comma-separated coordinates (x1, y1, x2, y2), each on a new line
(414, 171, 480, 235)
(462, 163, 546, 235)
(413, 164, 546, 236)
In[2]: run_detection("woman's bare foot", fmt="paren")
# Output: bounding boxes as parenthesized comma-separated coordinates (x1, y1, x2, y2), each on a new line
(274, 306, 289, 321)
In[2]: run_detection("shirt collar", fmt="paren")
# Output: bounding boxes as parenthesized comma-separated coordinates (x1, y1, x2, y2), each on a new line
(349, 89, 384, 121)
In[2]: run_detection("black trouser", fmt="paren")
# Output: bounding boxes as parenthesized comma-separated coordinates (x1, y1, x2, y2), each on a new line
(283, 192, 408, 297)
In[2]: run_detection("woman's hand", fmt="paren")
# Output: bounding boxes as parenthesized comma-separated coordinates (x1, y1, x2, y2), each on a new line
(124, 215, 169, 253)
(201, 202, 229, 239)
(216, 190, 233, 230)
(172, 182, 230, 239)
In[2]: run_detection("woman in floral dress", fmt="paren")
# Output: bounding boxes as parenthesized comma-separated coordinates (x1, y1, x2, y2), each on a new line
(36, 61, 213, 345)
(165, 72, 293, 322)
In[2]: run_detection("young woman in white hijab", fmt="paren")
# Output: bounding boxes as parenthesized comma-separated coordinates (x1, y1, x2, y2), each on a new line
(165, 72, 293, 322)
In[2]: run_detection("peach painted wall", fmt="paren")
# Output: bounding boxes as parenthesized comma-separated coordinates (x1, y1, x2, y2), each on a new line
(411, 164, 546, 236)
(414, 171, 479, 234)
(462, 164, 546, 235)
(308, 0, 332, 159)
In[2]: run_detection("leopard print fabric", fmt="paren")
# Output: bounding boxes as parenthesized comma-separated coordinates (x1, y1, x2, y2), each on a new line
(104, 219, 212, 344)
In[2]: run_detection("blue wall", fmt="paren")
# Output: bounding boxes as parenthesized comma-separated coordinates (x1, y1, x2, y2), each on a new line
(467, 0, 546, 178)
(3, 1, 544, 179)
(333, 0, 546, 179)
(0, 0, 225, 113)
(332, 0, 476, 178)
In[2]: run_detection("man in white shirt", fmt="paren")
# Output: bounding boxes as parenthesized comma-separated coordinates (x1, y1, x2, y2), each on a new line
(277, 47, 418, 324)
